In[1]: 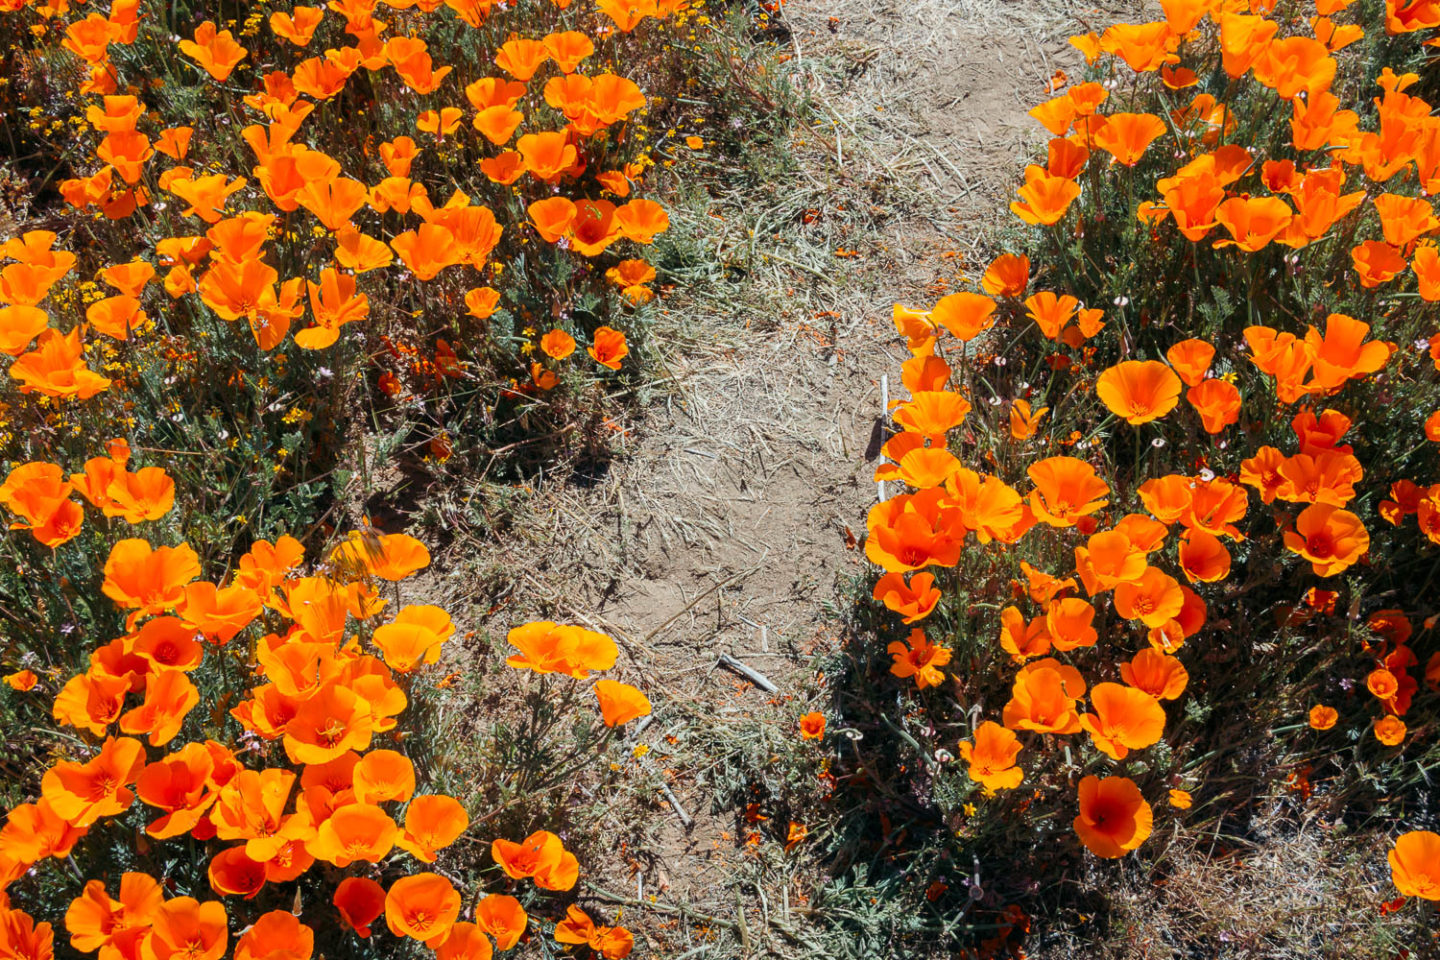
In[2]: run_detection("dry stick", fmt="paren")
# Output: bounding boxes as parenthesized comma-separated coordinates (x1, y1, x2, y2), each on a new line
(583, 881, 739, 931)
(717, 654, 779, 693)
(878, 374, 889, 502)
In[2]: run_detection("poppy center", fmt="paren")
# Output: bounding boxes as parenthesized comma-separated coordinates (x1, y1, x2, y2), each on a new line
(1307, 533, 1334, 558)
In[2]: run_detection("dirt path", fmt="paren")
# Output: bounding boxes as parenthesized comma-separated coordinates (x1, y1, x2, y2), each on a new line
(442, 0, 1127, 940)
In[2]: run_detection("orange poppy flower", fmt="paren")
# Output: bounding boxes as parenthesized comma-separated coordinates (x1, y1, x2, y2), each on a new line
(1304, 313, 1395, 392)
(865, 489, 965, 572)
(538, 329, 577, 361)
(495, 37, 549, 80)
(981, 254, 1029, 297)
(65, 873, 162, 956)
(1390, 831, 1440, 899)
(180, 582, 262, 644)
(352, 749, 416, 804)
(1092, 112, 1166, 166)
(892, 391, 971, 438)
(475, 893, 528, 950)
(208, 844, 268, 898)
(615, 199, 669, 244)
(998, 606, 1052, 661)
(588, 326, 629, 369)
(1046, 597, 1098, 651)
(178, 21, 247, 81)
(391, 223, 462, 280)
(397, 794, 470, 863)
(517, 131, 578, 183)
(135, 742, 221, 838)
(1011, 166, 1081, 225)
(593, 679, 652, 727)
(1074, 775, 1152, 858)
(1213, 195, 1294, 251)
(1182, 477, 1249, 539)
(1120, 648, 1188, 700)
(282, 682, 375, 764)
(931, 292, 996, 342)
(371, 615, 447, 673)
(310, 803, 398, 866)
(435, 922, 495, 960)
(52, 668, 128, 736)
(41, 736, 145, 826)
(1166, 339, 1214, 386)
(1023, 291, 1079, 339)
(887, 628, 953, 689)
(235, 911, 313, 960)
(1178, 528, 1231, 582)
(334, 877, 387, 938)
(0, 797, 87, 862)
(1284, 503, 1369, 576)
(872, 571, 941, 623)
(1002, 659, 1084, 734)
(1252, 36, 1336, 99)
(505, 622, 618, 678)
(145, 897, 228, 960)
(1080, 682, 1167, 759)
(9, 328, 112, 399)
(1375, 715, 1407, 746)
(492, 830, 579, 890)
(1114, 567, 1185, 627)
(958, 721, 1024, 791)
(1009, 398, 1049, 441)
(270, 6, 324, 45)
(0, 305, 49, 357)
(1027, 456, 1109, 527)
(3, 669, 37, 692)
(798, 712, 826, 740)
(119, 668, 200, 746)
(1096, 360, 1182, 425)
(1187, 379, 1241, 434)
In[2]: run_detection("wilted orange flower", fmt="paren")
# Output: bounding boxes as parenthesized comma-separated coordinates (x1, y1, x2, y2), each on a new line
(1073, 775, 1152, 858)
(958, 721, 1023, 791)
(887, 628, 952, 689)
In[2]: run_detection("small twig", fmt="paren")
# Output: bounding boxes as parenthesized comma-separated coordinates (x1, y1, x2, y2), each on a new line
(717, 654, 779, 693)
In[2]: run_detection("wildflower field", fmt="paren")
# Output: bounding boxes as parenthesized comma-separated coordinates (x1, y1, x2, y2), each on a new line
(0, 0, 1438, 953)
